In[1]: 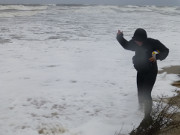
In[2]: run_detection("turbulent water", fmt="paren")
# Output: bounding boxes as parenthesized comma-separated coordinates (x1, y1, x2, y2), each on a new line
(0, 5, 180, 42)
(0, 4, 180, 135)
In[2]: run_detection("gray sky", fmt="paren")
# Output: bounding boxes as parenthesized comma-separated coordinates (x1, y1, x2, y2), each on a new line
(0, 0, 180, 6)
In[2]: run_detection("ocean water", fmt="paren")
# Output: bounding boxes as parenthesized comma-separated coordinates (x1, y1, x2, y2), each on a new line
(0, 5, 180, 135)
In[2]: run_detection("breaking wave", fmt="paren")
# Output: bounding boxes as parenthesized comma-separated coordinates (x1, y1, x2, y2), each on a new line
(0, 4, 180, 18)
(0, 5, 48, 11)
(61, 5, 180, 16)
(0, 5, 48, 18)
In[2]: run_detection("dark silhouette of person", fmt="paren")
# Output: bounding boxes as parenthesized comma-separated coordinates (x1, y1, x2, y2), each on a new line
(116, 28, 169, 120)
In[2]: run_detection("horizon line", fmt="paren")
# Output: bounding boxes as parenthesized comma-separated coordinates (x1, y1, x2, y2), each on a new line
(0, 3, 179, 7)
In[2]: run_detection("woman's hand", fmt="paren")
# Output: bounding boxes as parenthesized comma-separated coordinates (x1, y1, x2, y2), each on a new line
(116, 30, 123, 41)
(117, 30, 123, 35)
(149, 57, 156, 63)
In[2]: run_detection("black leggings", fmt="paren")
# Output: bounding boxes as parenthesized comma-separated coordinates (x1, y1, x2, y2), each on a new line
(137, 69, 157, 117)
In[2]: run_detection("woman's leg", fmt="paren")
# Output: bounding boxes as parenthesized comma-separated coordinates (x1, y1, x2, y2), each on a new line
(137, 69, 157, 117)
(143, 70, 157, 118)
(137, 71, 145, 104)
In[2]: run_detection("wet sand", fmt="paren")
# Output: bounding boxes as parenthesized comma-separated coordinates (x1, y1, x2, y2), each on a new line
(158, 66, 180, 135)
(159, 65, 180, 90)
(159, 65, 180, 75)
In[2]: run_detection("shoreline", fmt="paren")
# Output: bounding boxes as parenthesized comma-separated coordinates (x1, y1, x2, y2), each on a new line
(158, 65, 180, 135)
(158, 65, 180, 94)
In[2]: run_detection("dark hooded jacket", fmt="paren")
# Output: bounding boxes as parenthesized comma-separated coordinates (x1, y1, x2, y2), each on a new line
(116, 29, 169, 72)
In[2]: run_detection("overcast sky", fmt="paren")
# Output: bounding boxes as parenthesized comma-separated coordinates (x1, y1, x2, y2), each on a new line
(0, 0, 180, 6)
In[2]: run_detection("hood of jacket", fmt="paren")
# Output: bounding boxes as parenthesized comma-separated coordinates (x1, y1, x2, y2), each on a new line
(132, 28, 147, 42)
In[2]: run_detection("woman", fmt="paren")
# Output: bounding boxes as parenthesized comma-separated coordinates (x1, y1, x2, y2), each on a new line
(116, 28, 169, 119)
